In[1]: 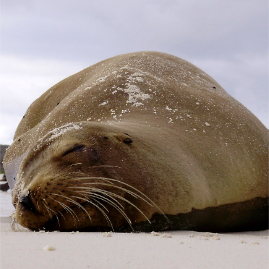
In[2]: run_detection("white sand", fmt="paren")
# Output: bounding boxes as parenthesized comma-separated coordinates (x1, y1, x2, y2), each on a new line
(0, 187, 268, 268)
(1, 217, 268, 269)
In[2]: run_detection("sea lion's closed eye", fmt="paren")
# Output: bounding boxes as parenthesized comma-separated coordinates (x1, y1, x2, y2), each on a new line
(62, 144, 85, 157)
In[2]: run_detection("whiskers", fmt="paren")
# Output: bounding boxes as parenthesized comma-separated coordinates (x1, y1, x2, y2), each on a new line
(63, 174, 167, 231)
(14, 165, 167, 232)
(46, 172, 166, 231)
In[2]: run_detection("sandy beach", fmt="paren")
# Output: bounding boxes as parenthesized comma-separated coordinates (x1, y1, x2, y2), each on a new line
(0, 178, 268, 269)
(1, 215, 268, 269)
(0, 186, 269, 269)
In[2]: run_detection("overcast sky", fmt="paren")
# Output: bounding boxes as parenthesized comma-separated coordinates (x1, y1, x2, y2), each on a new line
(0, 0, 268, 145)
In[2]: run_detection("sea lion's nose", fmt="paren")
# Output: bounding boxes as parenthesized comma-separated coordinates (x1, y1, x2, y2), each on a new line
(19, 190, 35, 211)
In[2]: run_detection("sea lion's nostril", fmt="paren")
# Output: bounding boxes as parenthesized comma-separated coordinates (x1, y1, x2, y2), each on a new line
(19, 191, 35, 211)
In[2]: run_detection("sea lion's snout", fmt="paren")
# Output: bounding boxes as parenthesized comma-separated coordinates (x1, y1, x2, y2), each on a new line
(11, 125, 150, 231)
(19, 190, 36, 212)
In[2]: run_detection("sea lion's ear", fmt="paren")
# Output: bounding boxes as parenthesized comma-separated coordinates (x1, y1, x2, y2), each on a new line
(114, 133, 133, 144)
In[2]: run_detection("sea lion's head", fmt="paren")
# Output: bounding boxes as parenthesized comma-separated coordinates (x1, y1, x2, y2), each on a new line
(11, 121, 159, 231)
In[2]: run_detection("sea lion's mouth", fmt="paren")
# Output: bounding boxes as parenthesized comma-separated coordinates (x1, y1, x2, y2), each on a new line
(15, 174, 165, 231)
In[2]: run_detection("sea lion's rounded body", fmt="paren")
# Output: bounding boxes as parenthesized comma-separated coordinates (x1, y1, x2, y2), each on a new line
(3, 52, 268, 232)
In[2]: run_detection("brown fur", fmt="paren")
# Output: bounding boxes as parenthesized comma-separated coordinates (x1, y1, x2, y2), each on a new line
(3, 52, 268, 231)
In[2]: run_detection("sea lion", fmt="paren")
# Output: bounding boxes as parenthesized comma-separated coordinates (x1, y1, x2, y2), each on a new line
(3, 51, 268, 232)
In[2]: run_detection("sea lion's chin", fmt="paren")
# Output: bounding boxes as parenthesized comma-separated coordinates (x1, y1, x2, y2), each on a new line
(42, 203, 128, 231)
(14, 202, 48, 231)
(14, 201, 103, 231)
